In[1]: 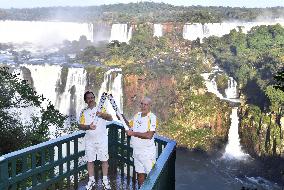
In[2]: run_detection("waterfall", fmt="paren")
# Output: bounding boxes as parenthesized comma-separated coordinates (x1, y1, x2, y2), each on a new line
(153, 24, 163, 37)
(225, 77, 238, 99)
(201, 73, 224, 99)
(92, 22, 111, 44)
(201, 71, 240, 103)
(56, 67, 86, 119)
(109, 24, 132, 43)
(97, 68, 123, 120)
(0, 20, 94, 45)
(183, 21, 284, 41)
(222, 107, 248, 160)
(201, 68, 247, 160)
(23, 64, 62, 108)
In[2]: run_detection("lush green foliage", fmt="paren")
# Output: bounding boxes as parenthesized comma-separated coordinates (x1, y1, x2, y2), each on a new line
(0, 67, 66, 155)
(203, 24, 284, 110)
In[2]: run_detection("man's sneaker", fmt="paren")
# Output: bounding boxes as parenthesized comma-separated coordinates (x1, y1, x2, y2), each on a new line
(85, 179, 95, 190)
(102, 179, 111, 190)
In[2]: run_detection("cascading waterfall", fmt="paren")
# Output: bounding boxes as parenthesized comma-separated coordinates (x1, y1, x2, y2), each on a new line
(56, 67, 86, 119)
(222, 107, 248, 159)
(23, 64, 62, 108)
(109, 24, 132, 43)
(225, 77, 238, 99)
(153, 24, 163, 37)
(97, 68, 123, 120)
(201, 68, 247, 159)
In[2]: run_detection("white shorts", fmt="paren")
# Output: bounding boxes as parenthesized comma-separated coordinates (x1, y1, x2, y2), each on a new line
(133, 154, 156, 174)
(85, 141, 109, 162)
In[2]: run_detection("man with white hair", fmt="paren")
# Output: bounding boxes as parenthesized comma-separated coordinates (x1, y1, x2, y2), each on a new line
(119, 97, 157, 188)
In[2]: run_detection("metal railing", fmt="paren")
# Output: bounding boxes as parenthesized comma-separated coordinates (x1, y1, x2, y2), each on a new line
(0, 122, 176, 190)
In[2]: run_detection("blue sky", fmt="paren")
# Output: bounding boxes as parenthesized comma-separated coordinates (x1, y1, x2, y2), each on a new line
(0, 0, 283, 9)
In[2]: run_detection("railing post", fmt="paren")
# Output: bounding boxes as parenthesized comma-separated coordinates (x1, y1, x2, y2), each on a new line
(74, 139, 79, 189)
(169, 145, 176, 190)
(0, 158, 9, 190)
(108, 124, 119, 175)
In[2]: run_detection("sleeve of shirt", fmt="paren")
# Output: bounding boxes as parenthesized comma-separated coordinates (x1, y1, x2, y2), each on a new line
(149, 114, 157, 132)
(79, 110, 85, 125)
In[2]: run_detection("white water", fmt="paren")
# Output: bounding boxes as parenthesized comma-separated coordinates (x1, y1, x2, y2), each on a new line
(225, 77, 238, 99)
(222, 107, 249, 160)
(56, 67, 87, 118)
(201, 67, 248, 159)
(201, 69, 240, 103)
(153, 24, 163, 37)
(109, 24, 132, 43)
(0, 20, 93, 46)
(183, 21, 284, 41)
(97, 68, 123, 120)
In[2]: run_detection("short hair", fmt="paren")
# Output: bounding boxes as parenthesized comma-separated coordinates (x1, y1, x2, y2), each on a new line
(84, 91, 95, 101)
(142, 96, 152, 105)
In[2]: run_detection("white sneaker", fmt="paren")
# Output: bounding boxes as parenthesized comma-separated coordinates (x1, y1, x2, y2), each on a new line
(85, 179, 95, 190)
(102, 179, 111, 190)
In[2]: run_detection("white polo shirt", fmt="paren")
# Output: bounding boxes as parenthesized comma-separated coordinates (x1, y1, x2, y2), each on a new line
(79, 106, 107, 144)
(130, 112, 157, 156)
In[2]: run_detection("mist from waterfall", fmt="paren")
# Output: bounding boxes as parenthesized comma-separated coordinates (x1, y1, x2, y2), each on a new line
(0, 21, 93, 46)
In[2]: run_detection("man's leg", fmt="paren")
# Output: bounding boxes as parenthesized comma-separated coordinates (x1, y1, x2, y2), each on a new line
(86, 161, 95, 190)
(101, 161, 109, 176)
(87, 161, 95, 177)
(137, 173, 146, 188)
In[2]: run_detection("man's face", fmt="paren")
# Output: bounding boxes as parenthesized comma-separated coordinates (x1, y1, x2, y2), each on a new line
(85, 93, 95, 107)
(140, 99, 151, 114)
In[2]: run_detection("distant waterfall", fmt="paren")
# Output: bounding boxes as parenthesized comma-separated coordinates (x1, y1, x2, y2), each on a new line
(0, 21, 94, 45)
(97, 68, 123, 120)
(154, 24, 163, 37)
(201, 70, 240, 103)
(109, 24, 132, 43)
(183, 21, 284, 41)
(222, 107, 248, 160)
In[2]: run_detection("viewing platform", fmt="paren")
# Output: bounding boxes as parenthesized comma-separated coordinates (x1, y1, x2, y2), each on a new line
(0, 122, 176, 190)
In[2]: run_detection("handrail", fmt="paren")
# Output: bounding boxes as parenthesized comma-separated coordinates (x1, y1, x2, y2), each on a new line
(141, 136, 176, 190)
(0, 122, 176, 190)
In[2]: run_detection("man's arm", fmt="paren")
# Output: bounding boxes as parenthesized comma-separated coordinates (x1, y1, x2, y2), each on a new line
(117, 114, 131, 129)
(97, 112, 113, 121)
(127, 131, 155, 139)
(79, 122, 96, 130)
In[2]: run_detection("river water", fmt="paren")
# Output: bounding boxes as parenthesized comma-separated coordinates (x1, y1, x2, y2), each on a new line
(176, 148, 282, 190)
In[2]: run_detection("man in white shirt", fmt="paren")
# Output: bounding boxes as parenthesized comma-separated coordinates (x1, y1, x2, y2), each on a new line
(79, 91, 112, 190)
(120, 97, 157, 188)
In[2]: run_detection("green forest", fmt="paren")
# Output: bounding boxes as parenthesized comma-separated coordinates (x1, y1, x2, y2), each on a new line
(0, 2, 284, 23)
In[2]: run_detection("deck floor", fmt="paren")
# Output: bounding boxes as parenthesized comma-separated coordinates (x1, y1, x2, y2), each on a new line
(77, 174, 138, 190)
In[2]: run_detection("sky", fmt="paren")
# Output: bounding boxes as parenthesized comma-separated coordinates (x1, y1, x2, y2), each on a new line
(0, 0, 283, 9)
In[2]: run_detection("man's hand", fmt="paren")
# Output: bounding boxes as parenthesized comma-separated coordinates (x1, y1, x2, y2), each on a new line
(90, 122, 96, 130)
(96, 112, 104, 118)
(126, 130, 134, 136)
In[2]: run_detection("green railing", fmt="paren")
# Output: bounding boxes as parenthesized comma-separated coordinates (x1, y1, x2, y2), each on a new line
(0, 122, 176, 190)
